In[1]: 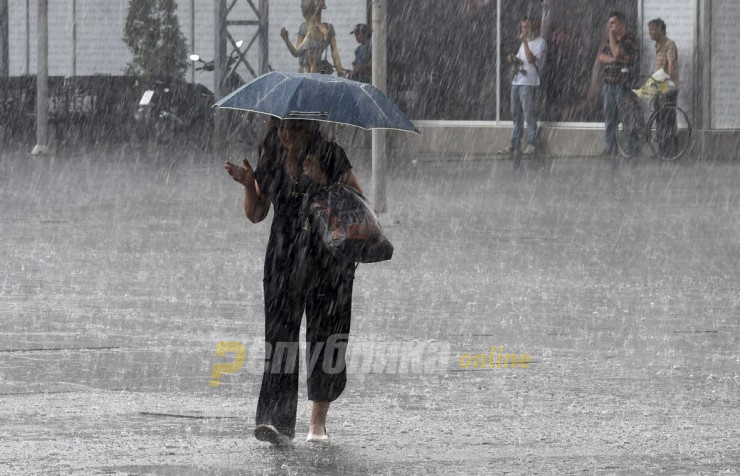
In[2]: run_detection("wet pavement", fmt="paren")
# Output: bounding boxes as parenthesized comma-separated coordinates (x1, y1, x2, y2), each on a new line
(1, 144, 738, 475)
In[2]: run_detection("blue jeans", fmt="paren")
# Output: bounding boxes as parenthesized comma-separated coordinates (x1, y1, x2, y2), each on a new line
(511, 85, 538, 148)
(603, 84, 622, 155)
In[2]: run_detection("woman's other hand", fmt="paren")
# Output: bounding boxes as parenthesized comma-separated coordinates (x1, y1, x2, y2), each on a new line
(303, 154, 327, 185)
(224, 158, 255, 186)
(280, 27, 290, 42)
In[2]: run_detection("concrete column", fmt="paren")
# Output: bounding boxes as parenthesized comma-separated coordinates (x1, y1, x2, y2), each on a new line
(31, 0, 48, 155)
(0, 0, 8, 76)
(371, 0, 387, 213)
(694, 0, 711, 130)
(495, 0, 500, 124)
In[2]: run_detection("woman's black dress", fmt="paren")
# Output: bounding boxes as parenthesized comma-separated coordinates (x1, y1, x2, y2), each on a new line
(253, 131, 355, 438)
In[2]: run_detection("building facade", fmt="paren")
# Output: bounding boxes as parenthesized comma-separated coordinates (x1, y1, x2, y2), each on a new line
(3, 0, 738, 155)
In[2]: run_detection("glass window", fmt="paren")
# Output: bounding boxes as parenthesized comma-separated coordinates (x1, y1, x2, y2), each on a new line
(388, 0, 639, 123)
(503, 0, 638, 122)
(387, 0, 498, 121)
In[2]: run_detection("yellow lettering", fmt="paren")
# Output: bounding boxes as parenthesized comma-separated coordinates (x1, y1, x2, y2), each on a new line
(459, 353, 472, 368)
(496, 347, 504, 368)
(473, 353, 486, 368)
(503, 353, 517, 368)
(488, 346, 497, 368)
(518, 354, 531, 368)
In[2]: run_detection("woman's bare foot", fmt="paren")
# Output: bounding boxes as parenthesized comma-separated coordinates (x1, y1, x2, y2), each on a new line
(308, 423, 326, 436)
(308, 401, 330, 438)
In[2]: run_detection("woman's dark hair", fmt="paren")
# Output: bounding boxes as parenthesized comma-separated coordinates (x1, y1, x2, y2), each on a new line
(256, 117, 281, 166)
(258, 119, 325, 162)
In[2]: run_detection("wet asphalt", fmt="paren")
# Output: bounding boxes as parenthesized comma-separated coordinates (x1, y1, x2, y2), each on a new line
(0, 143, 738, 475)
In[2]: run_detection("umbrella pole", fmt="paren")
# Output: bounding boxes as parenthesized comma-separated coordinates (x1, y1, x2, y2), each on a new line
(371, 0, 387, 213)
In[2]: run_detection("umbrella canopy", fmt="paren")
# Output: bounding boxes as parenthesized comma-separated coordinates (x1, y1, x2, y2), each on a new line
(214, 72, 419, 134)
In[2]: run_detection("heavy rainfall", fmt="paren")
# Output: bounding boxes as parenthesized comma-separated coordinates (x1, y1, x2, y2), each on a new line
(0, 0, 738, 475)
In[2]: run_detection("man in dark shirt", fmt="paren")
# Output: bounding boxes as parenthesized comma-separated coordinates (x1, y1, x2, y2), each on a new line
(597, 11, 639, 156)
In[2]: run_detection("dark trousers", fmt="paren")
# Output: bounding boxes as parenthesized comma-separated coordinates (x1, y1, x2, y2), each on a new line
(255, 254, 354, 439)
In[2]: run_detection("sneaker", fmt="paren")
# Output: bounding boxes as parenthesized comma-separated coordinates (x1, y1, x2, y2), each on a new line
(522, 144, 536, 155)
(254, 424, 291, 445)
(497, 145, 518, 155)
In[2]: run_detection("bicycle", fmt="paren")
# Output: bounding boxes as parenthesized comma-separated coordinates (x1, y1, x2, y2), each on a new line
(616, 86, 692, 161)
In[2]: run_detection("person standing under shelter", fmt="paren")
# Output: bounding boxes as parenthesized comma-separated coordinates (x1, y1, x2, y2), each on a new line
(597, 11, 639, 157)
(648, 18, 679, 155)
(500, 16, 546, 156)
(348, 23, 372, 83)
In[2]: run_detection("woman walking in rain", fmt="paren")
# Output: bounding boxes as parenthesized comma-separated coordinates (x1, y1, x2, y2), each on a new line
(224, 119, 362, 445)
(281, 0, 346, 76)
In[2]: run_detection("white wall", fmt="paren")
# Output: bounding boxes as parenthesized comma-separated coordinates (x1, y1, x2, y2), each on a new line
(711, 0, 740, 129)
(8, 0, 132, 76)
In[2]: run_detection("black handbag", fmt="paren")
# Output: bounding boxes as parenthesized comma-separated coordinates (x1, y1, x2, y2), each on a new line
(306, 184, 393, 263)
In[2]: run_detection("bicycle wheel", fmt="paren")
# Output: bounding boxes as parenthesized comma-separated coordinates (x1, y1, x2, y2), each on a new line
(647, 105, 692, 161)
(616, 96, 645, 158)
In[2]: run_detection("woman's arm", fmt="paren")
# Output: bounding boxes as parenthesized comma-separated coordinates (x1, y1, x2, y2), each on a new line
(280, 27, 304, 58)
(224, 159, 271, 223)
(330, 36, 344, 77)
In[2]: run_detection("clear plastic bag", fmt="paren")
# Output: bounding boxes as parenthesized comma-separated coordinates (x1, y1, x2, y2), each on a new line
(632, 68, 677, 104)
(307, 184, 393, 263)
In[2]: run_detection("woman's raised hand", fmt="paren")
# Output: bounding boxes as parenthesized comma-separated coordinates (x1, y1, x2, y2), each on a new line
(224, 158, 255, 186)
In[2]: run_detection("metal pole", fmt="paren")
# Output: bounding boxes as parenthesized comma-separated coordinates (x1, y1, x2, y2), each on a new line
(32, 0, 48, 155)
(190, 0, 194, 83)
(496, 0, 500, 124)
(259, 0, 269, 74)
(695, 0, 711, 131)
(71, 0, 76, 77)
(25, 0, 30, 74)
(214, 0, 226, 147)
(0, 0, 8, 77)
(214, 0, 226, 98)
(371, 0, 387, 213)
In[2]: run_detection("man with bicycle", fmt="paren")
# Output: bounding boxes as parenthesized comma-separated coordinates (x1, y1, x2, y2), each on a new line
(597, 11, 639, 157)
(649, 18, 679, 156)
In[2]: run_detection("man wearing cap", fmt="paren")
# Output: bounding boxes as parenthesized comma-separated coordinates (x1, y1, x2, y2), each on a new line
(349, 24, 372, 83)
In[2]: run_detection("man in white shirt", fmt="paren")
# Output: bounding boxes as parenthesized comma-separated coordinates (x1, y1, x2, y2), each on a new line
(501, 16, 546, 155)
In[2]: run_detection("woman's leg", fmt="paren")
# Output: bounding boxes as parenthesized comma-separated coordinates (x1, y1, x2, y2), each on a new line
(255, 267, 306, 439)
(309, 401, 330, 436)
(304, 262, 354, 434)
